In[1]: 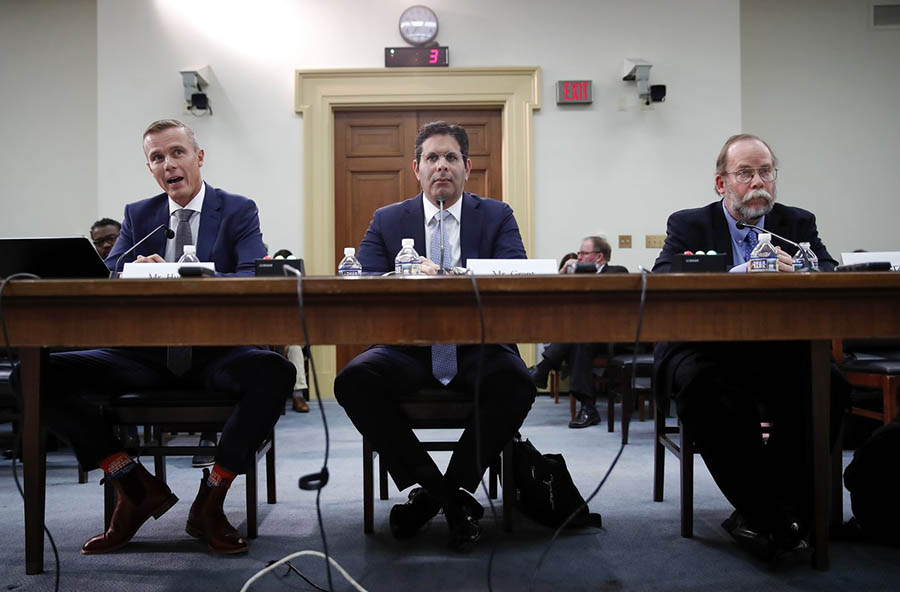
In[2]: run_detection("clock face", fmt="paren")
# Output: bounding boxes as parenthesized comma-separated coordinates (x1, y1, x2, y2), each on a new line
(399, 5, 438, 46)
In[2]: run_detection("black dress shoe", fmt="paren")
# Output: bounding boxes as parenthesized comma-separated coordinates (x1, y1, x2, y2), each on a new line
(528, 364, 549, 390)
(568, 404, 601, 429)
(722, 510, 773, 561)
(445, 494, 482, 552)
(389, 487, 441, 539)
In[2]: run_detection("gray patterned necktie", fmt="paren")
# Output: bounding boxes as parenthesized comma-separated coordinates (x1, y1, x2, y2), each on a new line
(430, 210, 456, 385)
(167, 208, 194, 375)
(743, 230, 759, 262)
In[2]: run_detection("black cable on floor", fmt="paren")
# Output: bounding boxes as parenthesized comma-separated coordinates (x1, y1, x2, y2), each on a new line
(283, 264, 334, 592)
(529, 268, 649, 591)
(1, 272, 60, 592)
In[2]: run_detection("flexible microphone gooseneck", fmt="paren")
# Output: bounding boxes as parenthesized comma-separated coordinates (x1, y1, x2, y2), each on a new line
(110, 224, 175, 278)
(735, 220, 801, 250)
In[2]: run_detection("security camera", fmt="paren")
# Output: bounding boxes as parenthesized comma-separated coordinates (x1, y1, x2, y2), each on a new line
(179, 66, 212, 115)
(650, 84, 666, 103)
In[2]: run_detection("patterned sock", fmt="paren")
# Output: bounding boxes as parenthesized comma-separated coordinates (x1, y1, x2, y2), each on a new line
(99, 452, 135, 478)
(207, 464, 235, 489)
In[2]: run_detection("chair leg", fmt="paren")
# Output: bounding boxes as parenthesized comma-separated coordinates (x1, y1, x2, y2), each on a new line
(653, 411, 665, 502)
(78, 465, 88, 484)
(884, 375, 898, 424)
(551, 370, 560, 405)
(679, 422, 694, 538)
(621, 372, 632, 445)
(607, 392, 615, 432)
(488, 458, 499, 499)
(379, 455, 389, 500)
(154, 456, 166, 483)
(569, 393, 576, 421)
(246, 456, 258, 539)
(266, 433, 276, 504)
(363, 438, 374, 534)
(104, 478, 115, 530)
(502, 440, 514, 532)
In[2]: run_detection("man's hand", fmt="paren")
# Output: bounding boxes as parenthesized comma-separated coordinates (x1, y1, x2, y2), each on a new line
(559, 259, 577, 275)
(775, 246, 794, 272)
(417, 256, 440, 275)
(135, 254, 166, 263)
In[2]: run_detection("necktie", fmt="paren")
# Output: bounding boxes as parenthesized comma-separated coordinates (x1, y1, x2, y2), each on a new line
(743, 230, 759, 263)
(167, 208, 194, 376)
(430, 210, 457, 385)
(173, 209, 193, 261)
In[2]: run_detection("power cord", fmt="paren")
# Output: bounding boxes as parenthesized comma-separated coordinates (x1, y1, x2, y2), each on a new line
(528, 267, 649, 591)
(281, 264, 334, 591)
(0, 272, 61, 592)
(241, 550, 367, 592)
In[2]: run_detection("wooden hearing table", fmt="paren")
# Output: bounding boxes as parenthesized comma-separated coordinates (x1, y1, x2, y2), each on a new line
(5, 272, 900, 573)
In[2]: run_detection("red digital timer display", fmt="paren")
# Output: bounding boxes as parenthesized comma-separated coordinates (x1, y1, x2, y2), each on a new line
(385, 47, 449, 67)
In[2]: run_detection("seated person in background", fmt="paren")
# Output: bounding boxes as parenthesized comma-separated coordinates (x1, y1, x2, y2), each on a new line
(653, 133, 848, 563)
(334, 121, 536, 551)
(558, 251, 577, 272)
(19, 119, 295, 556)
(90, 217, 121, 260)
(530, 236, 628, 428)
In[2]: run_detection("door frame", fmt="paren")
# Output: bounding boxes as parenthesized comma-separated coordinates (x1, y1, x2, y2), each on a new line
(295, 67, 542, 393)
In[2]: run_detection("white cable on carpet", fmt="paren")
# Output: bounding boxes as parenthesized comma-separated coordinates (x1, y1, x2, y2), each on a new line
(240, 550, 367, 592)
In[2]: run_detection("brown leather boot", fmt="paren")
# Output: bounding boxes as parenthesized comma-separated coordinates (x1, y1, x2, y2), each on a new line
(81, 462, 178, 554)
(185, 469, 248, 554)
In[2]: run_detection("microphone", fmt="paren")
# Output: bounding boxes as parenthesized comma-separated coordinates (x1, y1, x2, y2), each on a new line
(735, 220, 801, 250)
(110, 224, 175, 278)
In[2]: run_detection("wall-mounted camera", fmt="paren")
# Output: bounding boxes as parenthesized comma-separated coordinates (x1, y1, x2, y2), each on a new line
(180, 66, 212, 116)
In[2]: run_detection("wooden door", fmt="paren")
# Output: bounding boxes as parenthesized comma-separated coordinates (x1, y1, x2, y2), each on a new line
(333, 108, 502, 370)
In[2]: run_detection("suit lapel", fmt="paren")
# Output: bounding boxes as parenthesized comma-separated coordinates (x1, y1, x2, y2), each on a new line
(459, 193, 481, 265)
(711, 200, 734, 257)
(403, 194, 427, 255)
(196, 184, 221, 262)
(145, 196, 170, 258)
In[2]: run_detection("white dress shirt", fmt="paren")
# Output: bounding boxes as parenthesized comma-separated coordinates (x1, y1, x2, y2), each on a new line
(423, 195, 462, 269)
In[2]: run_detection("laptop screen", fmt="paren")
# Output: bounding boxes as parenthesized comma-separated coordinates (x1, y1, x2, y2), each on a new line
(0, 237, 111, 279)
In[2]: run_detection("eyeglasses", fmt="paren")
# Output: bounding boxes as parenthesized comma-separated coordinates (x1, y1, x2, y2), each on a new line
(725, 167, 778, 184)
(91, 233, 119, 246)
(576, 251, 600, 257)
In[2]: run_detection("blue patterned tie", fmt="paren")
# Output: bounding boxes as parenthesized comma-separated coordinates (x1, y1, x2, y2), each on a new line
(743, 230, 759, 263)
(430, 210, 457, 385)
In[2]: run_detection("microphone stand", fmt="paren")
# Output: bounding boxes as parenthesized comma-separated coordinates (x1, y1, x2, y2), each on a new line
(110, 224, 174, 278)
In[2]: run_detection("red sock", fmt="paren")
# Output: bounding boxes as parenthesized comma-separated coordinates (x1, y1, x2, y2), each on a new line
(207, 464, 235, 489)
(99, 452, 134, 476)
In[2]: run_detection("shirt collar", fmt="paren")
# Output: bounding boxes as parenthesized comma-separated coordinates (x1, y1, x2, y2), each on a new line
(168, 181, 206, 216)
(423, 193, 462, 225)
(722, 199, 765, 245)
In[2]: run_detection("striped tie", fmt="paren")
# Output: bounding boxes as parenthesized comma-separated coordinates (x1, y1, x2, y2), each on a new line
(430, 210, 456, 385)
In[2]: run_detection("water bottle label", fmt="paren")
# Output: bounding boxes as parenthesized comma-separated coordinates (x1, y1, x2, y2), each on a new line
(338, 268, 361, 277)
(395, 261, 420, 275)
(749, 257, 777, 272)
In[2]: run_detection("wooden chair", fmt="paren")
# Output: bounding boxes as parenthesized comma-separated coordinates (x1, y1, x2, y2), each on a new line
(606, 353, 655, 444)
(102, 389, 276, 539)
(362, 388, 514, 534)
(833, 339, 900, 425)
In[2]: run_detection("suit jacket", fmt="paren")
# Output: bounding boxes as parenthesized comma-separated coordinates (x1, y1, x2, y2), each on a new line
(652, 200, 836, 273)
(357, 192, 526, 273)
(106, 183, 265, 276)
(652, 199, 837, 398)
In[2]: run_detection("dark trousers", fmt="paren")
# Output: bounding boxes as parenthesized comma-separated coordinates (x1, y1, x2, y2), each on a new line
(669, 341, 848, 534)
(38, 346, 295, 474)
(542, 343, 604, 402)
(334, 344, 535, 493)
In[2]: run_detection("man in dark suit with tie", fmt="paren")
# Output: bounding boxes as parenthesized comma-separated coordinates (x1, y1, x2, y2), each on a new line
(334, 121, 536, 551)
(529, 236, 628, 428)
(36, 119, 295, 556)
(652, 133, 847, 564)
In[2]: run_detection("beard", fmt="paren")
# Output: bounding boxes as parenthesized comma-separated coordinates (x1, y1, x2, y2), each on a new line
(726, 186, 775, 222)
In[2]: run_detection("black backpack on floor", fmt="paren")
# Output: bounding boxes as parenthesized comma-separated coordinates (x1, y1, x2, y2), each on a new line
(843, 419, 900, 545)
(511, 436, 603, 529)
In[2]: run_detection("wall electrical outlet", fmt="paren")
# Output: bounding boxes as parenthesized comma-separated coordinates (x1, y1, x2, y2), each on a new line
(618, 234, 632, 249)
(645, 234, 666, 249)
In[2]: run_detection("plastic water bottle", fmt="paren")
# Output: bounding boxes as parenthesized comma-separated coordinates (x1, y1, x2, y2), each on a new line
(394, 238, 421, 275)
(337, 247, 362, 276)
(748, 233, 778, 273)
(177, 245, 200, 263)
(792, 242, 819, 272)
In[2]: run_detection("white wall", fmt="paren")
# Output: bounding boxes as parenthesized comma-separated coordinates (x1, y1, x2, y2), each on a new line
(741, 0, 900, 259)
(0, 0, 96, 238)
(96, 0, 739, 271)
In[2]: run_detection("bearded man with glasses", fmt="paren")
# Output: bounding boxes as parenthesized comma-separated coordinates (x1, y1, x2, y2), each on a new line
(651, 134, 848, 566)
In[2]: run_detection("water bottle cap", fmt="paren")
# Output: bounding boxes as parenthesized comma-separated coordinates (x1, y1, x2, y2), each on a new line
(758, 233, 772, 242)
(344, 247, 355, 256)
(401, 238, 414, 248)
(183, 245, 196, 253)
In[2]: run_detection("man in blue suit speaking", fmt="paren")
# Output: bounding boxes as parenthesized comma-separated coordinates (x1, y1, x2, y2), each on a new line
(38, 120, 295, 556)
(334, 122, 536, 551)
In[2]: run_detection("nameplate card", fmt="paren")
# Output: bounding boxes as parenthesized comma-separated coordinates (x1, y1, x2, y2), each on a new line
(467, 259, 557, 276)
(121, 262, 215, 279)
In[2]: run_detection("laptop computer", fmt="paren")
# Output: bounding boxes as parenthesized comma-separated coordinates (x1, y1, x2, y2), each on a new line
(0, 236, 111, 279)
